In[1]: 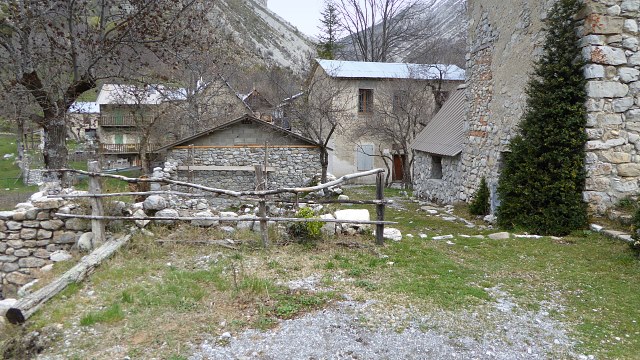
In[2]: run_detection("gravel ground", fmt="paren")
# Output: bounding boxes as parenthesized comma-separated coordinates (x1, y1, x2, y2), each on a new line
(189, 287, 592, 360)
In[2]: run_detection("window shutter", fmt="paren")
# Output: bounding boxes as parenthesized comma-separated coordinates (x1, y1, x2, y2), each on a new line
(357, 144, 374, 171)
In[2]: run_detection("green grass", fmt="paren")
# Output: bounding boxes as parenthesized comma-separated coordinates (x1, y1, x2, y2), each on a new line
(8, 186, 640, 358)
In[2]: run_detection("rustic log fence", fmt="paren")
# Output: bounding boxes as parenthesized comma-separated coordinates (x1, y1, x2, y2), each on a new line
(51, 162, 393, 247)
(5, 162, 393, 324)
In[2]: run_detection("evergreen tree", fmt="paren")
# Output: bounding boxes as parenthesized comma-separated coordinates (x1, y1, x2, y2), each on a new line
(317, 0, 342, 59)
(496, 0, 588, 236)
(469, 177, 491, 216)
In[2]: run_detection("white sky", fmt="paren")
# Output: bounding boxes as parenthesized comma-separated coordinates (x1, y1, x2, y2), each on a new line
(268, 0, 324, 38)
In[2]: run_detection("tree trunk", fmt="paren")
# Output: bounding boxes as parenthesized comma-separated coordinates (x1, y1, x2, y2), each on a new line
(42, 115, 68, 177)
(320, 147, 329, 184)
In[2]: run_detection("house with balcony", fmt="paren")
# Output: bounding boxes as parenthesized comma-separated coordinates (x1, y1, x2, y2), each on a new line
(96, 78, 249, 170)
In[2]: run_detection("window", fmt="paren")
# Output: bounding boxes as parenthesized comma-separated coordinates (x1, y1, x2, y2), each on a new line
(356, 144, 374, 171)
(393, 90, 408, 113)
(358, 89, 373, 114)
(431, 156, 443, 179)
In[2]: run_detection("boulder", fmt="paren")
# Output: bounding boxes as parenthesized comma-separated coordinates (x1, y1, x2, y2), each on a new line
(220, 226, 236, 234)
(379, 227, 402, 241)
(338, 195, 350, 201)
(77, 232, 94, 252)
(320, 214, 337, 236)
(335, 209, 370, 233)
(65, 218, 90, 231)
(143, 195, 167, 211)
(192, 211, 219, 227)
(133, 209, 150, 228)
(155, 209, 180, 225)
(0, 299, 17, 317)
(236, 215, 256, 231)
(432, 235, 454, 240)
(488, 232, 511, 240)
(50, 250, 73, 262)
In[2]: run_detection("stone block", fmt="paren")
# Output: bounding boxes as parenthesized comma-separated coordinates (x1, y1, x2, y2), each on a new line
(581, 34, 606, 46)
(618, 163, 640, 176)
(613, 179, 639, 192)
(36, 211, 49, 220)
(7, 239, 23, 249)
(6, 272, 32, 286)
(143, 195, 168, 211)
(33, 249, 51, 259)
(624, 19, 638, 33)
(602, 151, 632, 163)
(23, 240, 36, 247)
(0, 255, 17, 262)
(623, 36, 639, 50)
(25, 209, 39, 220)
(588, 162, 614, 176)
(586, 176, 611, 191)
(21, 220, 39, 228)
(12, 211, 26, 221)
(2, 262, 19, 272)
(14, 249, 30, 257)
(65, 218, 90, 231)
(37, 229, 53, 239)
(6, 221, 22, 231)
(20, 228, 37, 240)
(587, 81, 629, 98)
(626, 109, 640, 121)
(584, 46, 627, 65)
(621, 0, 640, 12)
(620, 67, 640, 83)
(587, 138, 626, 150)
(191, 211, 218, 227)
(7, 232, 20, 240)
(613, 97, 634, 112)
(155, 209, 179, 225)
(19, 257, 46, 268)
(584, 64, 605, 79)
(0, 211, 15, 220)
(40, 219, 64, 230)
(585, 14, 625, 35)
(53, 231, 78, 244)
(32, 198, 62, 210)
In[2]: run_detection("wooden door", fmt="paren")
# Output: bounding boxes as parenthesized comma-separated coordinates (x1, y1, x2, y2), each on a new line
(393, 154, 405, 181)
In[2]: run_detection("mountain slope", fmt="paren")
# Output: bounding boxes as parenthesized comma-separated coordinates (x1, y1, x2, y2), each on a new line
(210, 0, 315, 74)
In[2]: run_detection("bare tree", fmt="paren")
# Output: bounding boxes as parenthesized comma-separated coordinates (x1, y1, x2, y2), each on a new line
(285, 68, 353, 184)
(0, 0, 207, 172)
(353, 68, 446, 188)
(336, 0, 436, 62)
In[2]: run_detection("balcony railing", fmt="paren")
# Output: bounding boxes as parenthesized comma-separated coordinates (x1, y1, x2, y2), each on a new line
(99, 115, 138, 127)
(99, 143, 140, 154)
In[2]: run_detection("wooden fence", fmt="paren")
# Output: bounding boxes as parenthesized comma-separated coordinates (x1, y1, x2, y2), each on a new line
(52, 162, 394, 247)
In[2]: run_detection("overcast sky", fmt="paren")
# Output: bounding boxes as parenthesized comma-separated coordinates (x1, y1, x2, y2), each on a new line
(268, 0, 324, 38)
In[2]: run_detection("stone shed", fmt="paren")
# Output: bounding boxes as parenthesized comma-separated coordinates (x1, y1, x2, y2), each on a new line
(412, 86, 466, 204)
(159, 114, 322, 190)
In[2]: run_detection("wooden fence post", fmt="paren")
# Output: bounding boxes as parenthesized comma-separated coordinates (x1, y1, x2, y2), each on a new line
(88, 161, 105, 246)
(255, 165, 269, 248)
(376, 172, 385, 246)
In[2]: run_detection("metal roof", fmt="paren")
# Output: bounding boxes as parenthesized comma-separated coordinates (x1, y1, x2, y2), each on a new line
(316, 59, 465, 81)
(411, 87, 466, 157)
(96, 84, 187, 105)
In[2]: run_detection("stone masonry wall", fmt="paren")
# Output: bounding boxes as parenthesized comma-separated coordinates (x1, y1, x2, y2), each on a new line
(413, 152, 461, 204)
(582, 0, 640, 214)
(0, 196, 90, 295)
(167, 146, 321, 191)
(435, 0, 640, 215)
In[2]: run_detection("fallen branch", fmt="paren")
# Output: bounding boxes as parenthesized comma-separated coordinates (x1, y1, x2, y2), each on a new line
(6, 235, 132, 325)
(50, 191, 207, 199)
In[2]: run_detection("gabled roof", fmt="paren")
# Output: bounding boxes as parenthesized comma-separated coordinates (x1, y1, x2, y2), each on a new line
(156, 114, 321, 152)
(96, 84, 187, 105)
(316, 59, 465, 81)
(411, 86, 466, 157)
(68, 102, 100, 113)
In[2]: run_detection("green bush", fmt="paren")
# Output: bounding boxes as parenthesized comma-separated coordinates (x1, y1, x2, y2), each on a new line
(469, 177, 490, 216)
(632, 206, 640, 253)
(496, 0, 588, 236)
(288, 207, 323, 243)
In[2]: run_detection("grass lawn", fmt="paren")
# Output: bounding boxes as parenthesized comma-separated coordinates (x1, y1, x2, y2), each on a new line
(1, 186, 639, 359)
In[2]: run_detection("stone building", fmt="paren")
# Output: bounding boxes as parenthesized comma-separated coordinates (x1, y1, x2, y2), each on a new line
(307, 59, 464, 184)
(416, 0, 640, 214)
(159, 114, 321, 191)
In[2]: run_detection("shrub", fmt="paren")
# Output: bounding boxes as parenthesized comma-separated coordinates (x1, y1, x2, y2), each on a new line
(288, 207, 322, 243)
(469, 177, 491, 216)
(496, 0, 587, 236)
(632, 206, 640, 254)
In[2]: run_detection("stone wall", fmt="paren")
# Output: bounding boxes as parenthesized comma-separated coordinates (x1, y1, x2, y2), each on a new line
(167, 146, 321, 191)
(421, 0, 640, 215)
(582, 0, 640, 213)
(413, 151, 461, 204)
(0, 195, 90, 295)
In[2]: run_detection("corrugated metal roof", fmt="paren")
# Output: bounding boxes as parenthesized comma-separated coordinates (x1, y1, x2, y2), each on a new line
(316, 59, 465, 81)
(68, 101, 100, 113)
(96, 84, 187, 105)
(411, 87, 466, 157)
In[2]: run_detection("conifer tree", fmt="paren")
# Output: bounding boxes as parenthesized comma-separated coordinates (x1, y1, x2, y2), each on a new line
(496, 0, 587, 236)
(317, 0, 343, 59)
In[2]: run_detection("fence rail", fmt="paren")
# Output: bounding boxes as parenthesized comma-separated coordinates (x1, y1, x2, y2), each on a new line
(98, 115, 137, 127)
(99, 143, 140, 154)
(47, 164, 391, 247)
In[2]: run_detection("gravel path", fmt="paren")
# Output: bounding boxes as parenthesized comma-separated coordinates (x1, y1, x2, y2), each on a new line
(190, 288, 592, 360)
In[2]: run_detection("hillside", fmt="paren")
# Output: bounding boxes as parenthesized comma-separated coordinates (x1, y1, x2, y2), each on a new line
(210, 0, 315, 74)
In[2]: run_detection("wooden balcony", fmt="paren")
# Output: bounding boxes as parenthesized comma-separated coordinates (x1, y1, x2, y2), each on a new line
(98, 115, 138, 127)
(99, 143, 140, 154)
